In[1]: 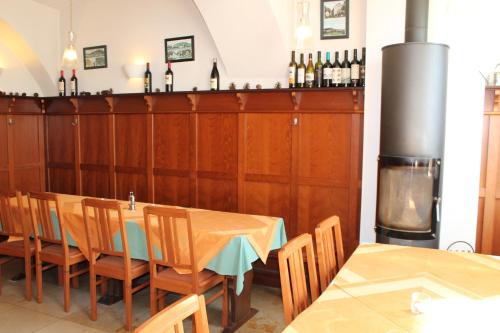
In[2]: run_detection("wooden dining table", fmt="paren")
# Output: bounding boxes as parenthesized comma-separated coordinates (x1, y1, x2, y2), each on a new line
(284, 243, 500, 333)
(10, 193, 287, 332)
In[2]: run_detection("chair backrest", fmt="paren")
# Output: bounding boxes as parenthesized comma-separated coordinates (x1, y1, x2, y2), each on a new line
(28, 192, 67, 248)
(134, 294, 209, 333)
(278, 233, 319, 325)
(315, 215, 345, 292)
(143, 205, 199, 289)
(81, 198, 129, 262)
(0, 191, 29, 239)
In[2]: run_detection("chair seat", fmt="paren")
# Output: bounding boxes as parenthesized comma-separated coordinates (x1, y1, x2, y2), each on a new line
(94, 256, 149, 280)
(0, 239, 35, 258)
(40, 244, 86, 265)
(153, 268, 224, 294)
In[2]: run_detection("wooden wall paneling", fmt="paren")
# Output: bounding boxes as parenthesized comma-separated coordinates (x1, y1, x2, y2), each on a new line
(145, 96, 154, 203)
(0, 113, 9, 191)
(295, 113, 353, 255)
(195, 94, 239, 212)
(78, 97, 111, 198)
(347, 113, 363, 256)
(112, 96, 148, 201)
(8, 98, 45, 193)
(240, 112, 293, 232)
(196, 112, 238, 212)
(481, 115, 500, 254)
(44, 98, 77, 194)
(151, 95, 192, 206)
(153, 112, 191, 207)
(476, 115, 490, 251)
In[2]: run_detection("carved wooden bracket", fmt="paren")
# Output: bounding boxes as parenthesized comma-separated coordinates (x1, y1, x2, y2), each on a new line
(104, 97, 114, 112)
(187, 94, 198, 111)
(144, 95, 153, 112)
(236, 93, 247, 111)
(69, 98, 78, 113)
(40, 99, 46, 114)
(291, 91, 301, 111)
(8, 97, 15, 112)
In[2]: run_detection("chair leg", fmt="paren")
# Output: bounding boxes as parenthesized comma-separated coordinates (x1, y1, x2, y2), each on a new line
(89, 268, 97, 321)
(36, 256, 43, 304)
(222, 278, 229, 327)
(25, 256, 32, 301)
(63, 265, 71, 312)
(150, 284, 157, 316)
(124, 280, 132, 331)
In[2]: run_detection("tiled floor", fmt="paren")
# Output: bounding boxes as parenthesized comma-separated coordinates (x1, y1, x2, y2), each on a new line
(0, 260, 285, 333)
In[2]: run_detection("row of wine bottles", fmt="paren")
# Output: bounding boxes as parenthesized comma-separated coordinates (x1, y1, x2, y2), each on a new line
(58, 69, 78, 96)
(288, 48, 366, 88)
(145, 59, 220, 93)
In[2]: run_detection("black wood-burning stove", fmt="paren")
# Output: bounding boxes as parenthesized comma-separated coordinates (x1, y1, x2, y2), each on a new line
(375, 0, 448, 248)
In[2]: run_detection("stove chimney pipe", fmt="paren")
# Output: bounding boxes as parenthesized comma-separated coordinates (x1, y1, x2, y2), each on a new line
(405, 0, 429, 42)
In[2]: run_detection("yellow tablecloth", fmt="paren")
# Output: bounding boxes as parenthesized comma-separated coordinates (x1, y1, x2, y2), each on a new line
(10, 194, 282, 274)
(284, 243, 500, 333)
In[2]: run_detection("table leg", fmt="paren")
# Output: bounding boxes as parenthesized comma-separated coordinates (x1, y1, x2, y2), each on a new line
(223, 270, 258, 333)
(97, 278, 123, 305)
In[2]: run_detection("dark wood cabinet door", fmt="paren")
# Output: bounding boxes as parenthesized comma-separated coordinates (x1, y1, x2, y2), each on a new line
(114, 114, 148, 201)
(196, 113, 238, 212)
(241, 113, 293, 233)
(10, 115, 45, 192)
(79, 114, 111, 198)
(0, 115, 9, 191)
(296, 113, 359, 255)
(153, 113, 191, 207)
(46, 115, 76, 194)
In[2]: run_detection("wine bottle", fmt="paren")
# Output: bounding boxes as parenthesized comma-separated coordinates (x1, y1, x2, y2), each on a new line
(322, 52, 333, 88)
(351, 49, 360, 87)
(288, 51, 297, 88)
(297, 53, 306, 88)
(332, 51, 342, 88)
(314, 51, 323, 88)
(70, 69, 78, 96)
(305, 53, 314, 88)
(58, 70, 66, 97)
(360, 47, 366, 87)
(341, 50, 351, 87)
(144, 62, 152, 93)
(210, 58, 220, 91)
(165, 61, 174, 92)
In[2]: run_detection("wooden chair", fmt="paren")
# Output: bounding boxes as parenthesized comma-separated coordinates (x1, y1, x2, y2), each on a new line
(143, 205, 228, 327)
(0, 191, 35, 300)
(82, 198, 149, 331)
(134, 294, 209, 333)
(28, 191, 88, 311)
(278, 233, 319, 325)
(315, 215, 345, 292)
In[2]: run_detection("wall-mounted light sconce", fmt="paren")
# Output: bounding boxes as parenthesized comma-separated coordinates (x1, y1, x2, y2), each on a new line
(296, 1, 312, 43)
(123, 64, 144, 79)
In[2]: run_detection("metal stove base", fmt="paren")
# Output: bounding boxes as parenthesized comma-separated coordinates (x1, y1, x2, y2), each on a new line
(376, 232, 438, 249)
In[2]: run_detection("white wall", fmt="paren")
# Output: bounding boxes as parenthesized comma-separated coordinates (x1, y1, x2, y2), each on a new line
(360, 0, 406, 244)
(0, 0, 60, 95)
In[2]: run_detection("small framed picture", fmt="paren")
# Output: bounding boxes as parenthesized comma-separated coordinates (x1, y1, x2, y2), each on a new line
(83, 45, 108, 70)
(164, 35, 195, 63)
(321, 0, 349, 40)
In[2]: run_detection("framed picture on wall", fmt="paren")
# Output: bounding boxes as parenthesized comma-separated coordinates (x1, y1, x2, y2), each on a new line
(321, 0, 349, 39)
(83, 45, 108, 70)
(164, 35, 195, 63)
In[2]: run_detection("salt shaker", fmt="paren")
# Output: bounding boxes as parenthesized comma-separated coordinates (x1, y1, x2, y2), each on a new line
(128, 191, 135, 211)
